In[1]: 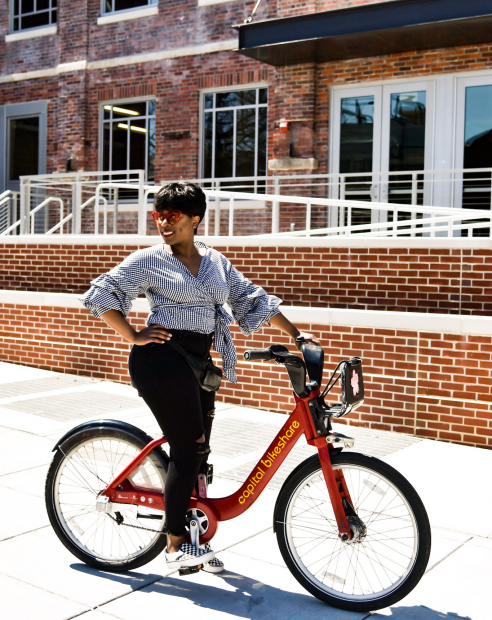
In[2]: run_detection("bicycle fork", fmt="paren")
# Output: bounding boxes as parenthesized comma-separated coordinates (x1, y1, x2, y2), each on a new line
(317, 443, 354, 541)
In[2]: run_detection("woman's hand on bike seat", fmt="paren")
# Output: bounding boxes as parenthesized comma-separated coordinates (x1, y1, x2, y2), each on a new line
(295, 332, 321, 351)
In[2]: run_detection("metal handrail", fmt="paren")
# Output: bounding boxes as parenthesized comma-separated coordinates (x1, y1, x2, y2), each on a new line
(46, 195, 108, 234)
(1, 197, 63, 236)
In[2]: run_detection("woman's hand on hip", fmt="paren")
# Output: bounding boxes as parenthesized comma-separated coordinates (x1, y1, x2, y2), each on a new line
(133, 325, 173, 345)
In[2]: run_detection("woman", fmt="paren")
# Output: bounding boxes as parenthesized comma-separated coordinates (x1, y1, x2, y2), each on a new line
(80, 182, 320, 572)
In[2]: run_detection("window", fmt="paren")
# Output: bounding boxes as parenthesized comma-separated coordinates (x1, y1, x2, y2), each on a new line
(102, 0, 157, 14)
(101, 100, 156, 182)
(11, 0, 57, 32)
(202, 87, 268, 190)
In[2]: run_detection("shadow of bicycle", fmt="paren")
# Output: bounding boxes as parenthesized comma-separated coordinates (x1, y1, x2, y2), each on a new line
(71, 564, 471, 620)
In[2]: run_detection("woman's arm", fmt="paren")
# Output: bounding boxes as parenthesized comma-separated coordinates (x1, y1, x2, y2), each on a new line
(101, 310, 172, 345)
(269, 312, 320, 351)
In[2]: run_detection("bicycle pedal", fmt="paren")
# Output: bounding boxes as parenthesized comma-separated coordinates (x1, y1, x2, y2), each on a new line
(178, 564, 203, 576)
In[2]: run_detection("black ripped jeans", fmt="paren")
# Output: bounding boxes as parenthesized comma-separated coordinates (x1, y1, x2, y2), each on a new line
(128, 329, 216, 537)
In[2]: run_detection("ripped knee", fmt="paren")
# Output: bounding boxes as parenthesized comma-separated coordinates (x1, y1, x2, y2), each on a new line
(195, 433, 210, 460)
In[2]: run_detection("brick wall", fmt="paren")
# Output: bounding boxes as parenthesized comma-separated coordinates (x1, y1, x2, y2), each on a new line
(1, 296, 491, 449)
(1, 240, 491, 314)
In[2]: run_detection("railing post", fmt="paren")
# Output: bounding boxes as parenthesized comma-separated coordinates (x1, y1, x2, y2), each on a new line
(137, 170, 146, 236)
(339, 175, 346, 231)
(228, 197, 234, 236)
(306, 200, 311, 237)
(73, 175, 82, 234)
(113, 187, 119, 234)
(20, 179, 28, 234)
(272, 177, 280, 234)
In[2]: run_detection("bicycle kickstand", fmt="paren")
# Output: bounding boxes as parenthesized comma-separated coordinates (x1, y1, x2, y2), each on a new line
(178, 518, 202, 576)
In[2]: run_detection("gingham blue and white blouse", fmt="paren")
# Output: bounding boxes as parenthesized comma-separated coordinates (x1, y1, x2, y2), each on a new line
(79, 241, 282, 383)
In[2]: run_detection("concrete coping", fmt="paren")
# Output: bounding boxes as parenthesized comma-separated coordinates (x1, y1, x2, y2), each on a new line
(1, 290, 491, 336)
(1, 234, 492, 249)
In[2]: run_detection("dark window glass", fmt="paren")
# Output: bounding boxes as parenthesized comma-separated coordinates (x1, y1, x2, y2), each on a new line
(9, 117, 39, 181)
(13, 17, 19, 30)
(52, 0, 56, 6)
(340, 96, 374, 175)
(216, 90, 256, 108)
(22, 11, 50, 28)
(103, 105, 111, 120)
(259, 88, 267, 104)
(129, 119, 146, 172)
(51, 8, 56, 22)
(148, 118, 155, 183)
(389, 91, 426, 172)
(13, 1, 20, 17)
(204, 112, 213, 178)
(112, 102, 146, 118)
(236, 108, 256, 177)
(112, 123, 128, 172)
(103, 124, 111, 171)
(205, 94, 213, 109)
(148, 100, 156, 116)
(21, 0, 34, 13)
(37, 0, 50, 10)
(113, 0, 150, 12)
(105, 0, 112, 12)
(214, 110, 233, 178)
(257, 107, 267, 177)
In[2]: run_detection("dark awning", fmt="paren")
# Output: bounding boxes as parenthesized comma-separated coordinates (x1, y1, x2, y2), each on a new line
(234, 0, 492, 66)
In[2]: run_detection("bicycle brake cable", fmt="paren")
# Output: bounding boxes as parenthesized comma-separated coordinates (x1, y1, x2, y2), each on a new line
(321, 360, 346, 398)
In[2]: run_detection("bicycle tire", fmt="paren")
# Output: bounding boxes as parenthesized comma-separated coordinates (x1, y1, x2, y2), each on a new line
(45, 425, 168, 572)
(274, 451, 431, 612)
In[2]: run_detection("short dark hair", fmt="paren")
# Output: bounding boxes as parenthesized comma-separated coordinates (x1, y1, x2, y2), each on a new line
(154, 182, 206, 235)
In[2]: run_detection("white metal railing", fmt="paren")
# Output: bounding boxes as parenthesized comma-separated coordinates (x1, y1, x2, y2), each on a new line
(0, 190, 20, 235)
(1, 196, 64, 236)
(8, 166, 492, 237)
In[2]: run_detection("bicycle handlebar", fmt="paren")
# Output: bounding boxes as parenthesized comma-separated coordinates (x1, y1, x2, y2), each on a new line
(243, 348, 273, 362)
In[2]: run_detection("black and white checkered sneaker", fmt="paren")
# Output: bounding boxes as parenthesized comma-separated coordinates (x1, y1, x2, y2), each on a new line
(165, 542, 215, 569)
(201, 543, 224, 573)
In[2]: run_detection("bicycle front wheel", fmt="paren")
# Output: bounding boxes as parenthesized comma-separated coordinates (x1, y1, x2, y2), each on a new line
(45, 425, 168, 572)
(275, 452, 431, 612)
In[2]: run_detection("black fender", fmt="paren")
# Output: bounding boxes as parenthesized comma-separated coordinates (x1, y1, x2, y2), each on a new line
(272, 448, 343, 532)
(52, 418, 169, 467)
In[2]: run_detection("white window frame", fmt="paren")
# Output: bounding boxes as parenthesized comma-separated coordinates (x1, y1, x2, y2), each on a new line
(199, 83, 269, 186)
(100, 0, 157, 16)
(98, 96, 156, 185)
(9, 0, 57, 34)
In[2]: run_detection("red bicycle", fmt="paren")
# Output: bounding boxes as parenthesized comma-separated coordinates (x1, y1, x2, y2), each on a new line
(45, 342, 431, 613)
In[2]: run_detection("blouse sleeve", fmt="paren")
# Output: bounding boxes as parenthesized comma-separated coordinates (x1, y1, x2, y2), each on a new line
(79, 253, 147, 319)
(226, 263, 282, 336)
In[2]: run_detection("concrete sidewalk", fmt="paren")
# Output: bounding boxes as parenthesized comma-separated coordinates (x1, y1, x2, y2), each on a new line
(0, 360, 490, 620)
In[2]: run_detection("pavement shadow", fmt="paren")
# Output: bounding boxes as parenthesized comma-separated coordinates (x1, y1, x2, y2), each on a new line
(71, 564, 329, 618)
(374, 609, 471, 620)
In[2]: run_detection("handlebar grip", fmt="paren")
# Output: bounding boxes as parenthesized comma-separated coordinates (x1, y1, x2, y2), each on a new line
(244, 349, 273, 362)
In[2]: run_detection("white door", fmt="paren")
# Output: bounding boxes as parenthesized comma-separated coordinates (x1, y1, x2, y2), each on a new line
(331, 81, 435, 229)
(454, 74, 492, 235)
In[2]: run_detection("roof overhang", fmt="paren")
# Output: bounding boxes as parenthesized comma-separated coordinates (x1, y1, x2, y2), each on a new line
(234, 0, 492, 66)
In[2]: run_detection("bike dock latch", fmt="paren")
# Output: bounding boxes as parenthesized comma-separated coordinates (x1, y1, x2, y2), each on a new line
(326, 432, 355, 449)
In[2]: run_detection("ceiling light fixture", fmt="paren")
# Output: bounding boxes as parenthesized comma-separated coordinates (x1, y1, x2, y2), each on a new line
(117, 123, 147, 133)
(105, 105, 139, 116)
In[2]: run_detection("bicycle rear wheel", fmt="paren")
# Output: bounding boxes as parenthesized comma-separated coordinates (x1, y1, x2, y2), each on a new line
(45, 425, 168, 572)
(275, 452, 431, 612)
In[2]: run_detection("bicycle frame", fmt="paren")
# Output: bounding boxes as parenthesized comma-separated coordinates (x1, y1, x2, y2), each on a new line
(101, 387, 353, 543)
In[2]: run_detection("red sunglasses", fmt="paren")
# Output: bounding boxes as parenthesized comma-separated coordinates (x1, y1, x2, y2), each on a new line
(152, 210, 194, 225)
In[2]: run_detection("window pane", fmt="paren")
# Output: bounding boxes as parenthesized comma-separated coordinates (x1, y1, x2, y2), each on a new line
(51, 8, 56, 22)
(236, 108, 256, 177)
(113, 0, 148, 11)
(103, 123, 111, 171)
(105, 0, 112, 13)
(13, 1, 20, 17)
(37, 0, 50, 10)
(216, 90, 256, 108)
(340, 96, 374, 174)
(129, 119, 146, 171)
(9, 117, 39, 181)
(103, 105, 111, 120)
(112, 123, 128, 171)
(112, 102, 146, 118)
(389, 91, 426, 172)
(205, 94, 213, 109)
(259, 88, 267, 104)
(13, 17, 19, 30)
(22, 11, 50, 28)
(204, 112, 213, 178)
(148, 118, 155, 183)
(464, 85, 492, 169)
(257, 107, 267, 177)
(214, 110, 233, 178)
(21, 0, 34, 13)
(148, 100, 156, 116)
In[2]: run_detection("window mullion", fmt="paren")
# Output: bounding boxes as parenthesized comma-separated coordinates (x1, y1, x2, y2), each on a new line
(232, 108, 237, 179)
(211, 110, 216, 182)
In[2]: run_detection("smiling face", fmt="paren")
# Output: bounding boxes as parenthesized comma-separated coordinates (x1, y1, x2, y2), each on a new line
(154, 210, 201, 246)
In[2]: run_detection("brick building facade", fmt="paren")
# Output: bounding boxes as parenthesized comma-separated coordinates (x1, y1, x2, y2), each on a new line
(1, 0, 492, 207)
